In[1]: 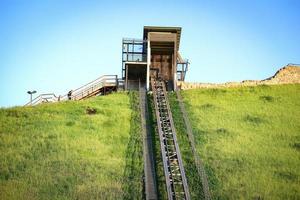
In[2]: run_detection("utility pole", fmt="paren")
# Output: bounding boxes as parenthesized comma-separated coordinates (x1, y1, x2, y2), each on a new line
(27, 90, 37, 105)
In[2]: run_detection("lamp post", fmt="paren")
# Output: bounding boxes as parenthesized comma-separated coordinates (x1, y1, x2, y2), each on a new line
(27, 90, 37, 105)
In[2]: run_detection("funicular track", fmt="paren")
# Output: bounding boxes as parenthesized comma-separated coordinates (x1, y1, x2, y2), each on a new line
(151, 78, 190, 200)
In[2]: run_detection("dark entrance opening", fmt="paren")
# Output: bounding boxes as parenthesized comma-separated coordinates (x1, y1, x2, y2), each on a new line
(126, 63, 147, 90)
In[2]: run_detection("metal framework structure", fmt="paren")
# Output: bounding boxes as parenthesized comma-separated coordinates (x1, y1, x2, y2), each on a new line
(122, 38, 147, 79)
(177, 60, 189, 81)
(151, 78, 190, 200)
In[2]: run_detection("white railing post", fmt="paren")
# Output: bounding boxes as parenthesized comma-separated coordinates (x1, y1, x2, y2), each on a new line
(146, 40, 151, 90)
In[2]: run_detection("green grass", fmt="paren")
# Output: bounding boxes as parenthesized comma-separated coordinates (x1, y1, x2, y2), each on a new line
(168, 92, 205, 199)
(179, 84, 300, 199)
(3, 84, 298, 199)
(0, 92, 143, 200)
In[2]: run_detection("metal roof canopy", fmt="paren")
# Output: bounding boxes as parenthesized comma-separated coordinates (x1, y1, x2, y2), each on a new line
(143, 26, 182, 50)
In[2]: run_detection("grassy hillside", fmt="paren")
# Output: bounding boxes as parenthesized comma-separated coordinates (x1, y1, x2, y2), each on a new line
(178, 84, 300, 199)
(1, 84, 299, 199)
(0, 92, 143, 200)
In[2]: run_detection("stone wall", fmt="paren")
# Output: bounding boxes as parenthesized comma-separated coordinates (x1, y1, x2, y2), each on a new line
(178, 65, 300, 90)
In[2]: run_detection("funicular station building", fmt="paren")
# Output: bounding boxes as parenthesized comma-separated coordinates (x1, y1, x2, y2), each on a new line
(26, 26, 189, 104)
(122, 26, 189, 91)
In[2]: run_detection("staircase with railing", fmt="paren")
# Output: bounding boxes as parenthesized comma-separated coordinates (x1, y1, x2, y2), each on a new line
(25, 75, 122, 106)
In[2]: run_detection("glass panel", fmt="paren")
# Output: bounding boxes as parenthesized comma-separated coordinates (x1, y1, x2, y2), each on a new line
(122, 53, 127, 61)
(123, 44, 127, 52)
(122, 38, 147, 62)
(133, 44, 143, 53)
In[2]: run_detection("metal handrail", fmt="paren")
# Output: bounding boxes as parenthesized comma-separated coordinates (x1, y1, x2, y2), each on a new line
(25, 93, 59, 106)
(71, 75, 118, 100)
(122, 38, 148, 43)
(25, 75, 119, 106)
(70, 75, 114, 94)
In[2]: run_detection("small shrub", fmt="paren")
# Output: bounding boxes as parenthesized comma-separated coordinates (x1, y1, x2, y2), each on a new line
(216, 128, 228, 134)
(6, 110, 29, 118)
(209, 88, 227, 96)
(0, 168, 10, 181)
(291, 142, 300, 151)
(274, 171, 297, 181)
(259, 95, 274, 102)
(200, 103, 215, 110)
(66, 121, 75, 126)
(244, 115, 264, 125)
(86, 107, 97, 115)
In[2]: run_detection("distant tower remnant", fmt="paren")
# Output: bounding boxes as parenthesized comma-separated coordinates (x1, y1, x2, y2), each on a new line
(122, 26, 189, 91)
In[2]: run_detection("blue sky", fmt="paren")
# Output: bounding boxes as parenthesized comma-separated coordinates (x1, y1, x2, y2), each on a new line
(0, 0, 299, 107)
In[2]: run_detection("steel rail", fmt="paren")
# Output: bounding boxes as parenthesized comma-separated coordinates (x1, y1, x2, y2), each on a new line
(151, 78, 190, 200)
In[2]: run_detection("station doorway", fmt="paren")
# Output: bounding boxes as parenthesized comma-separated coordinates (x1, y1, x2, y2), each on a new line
(125, 63, 147, 90)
